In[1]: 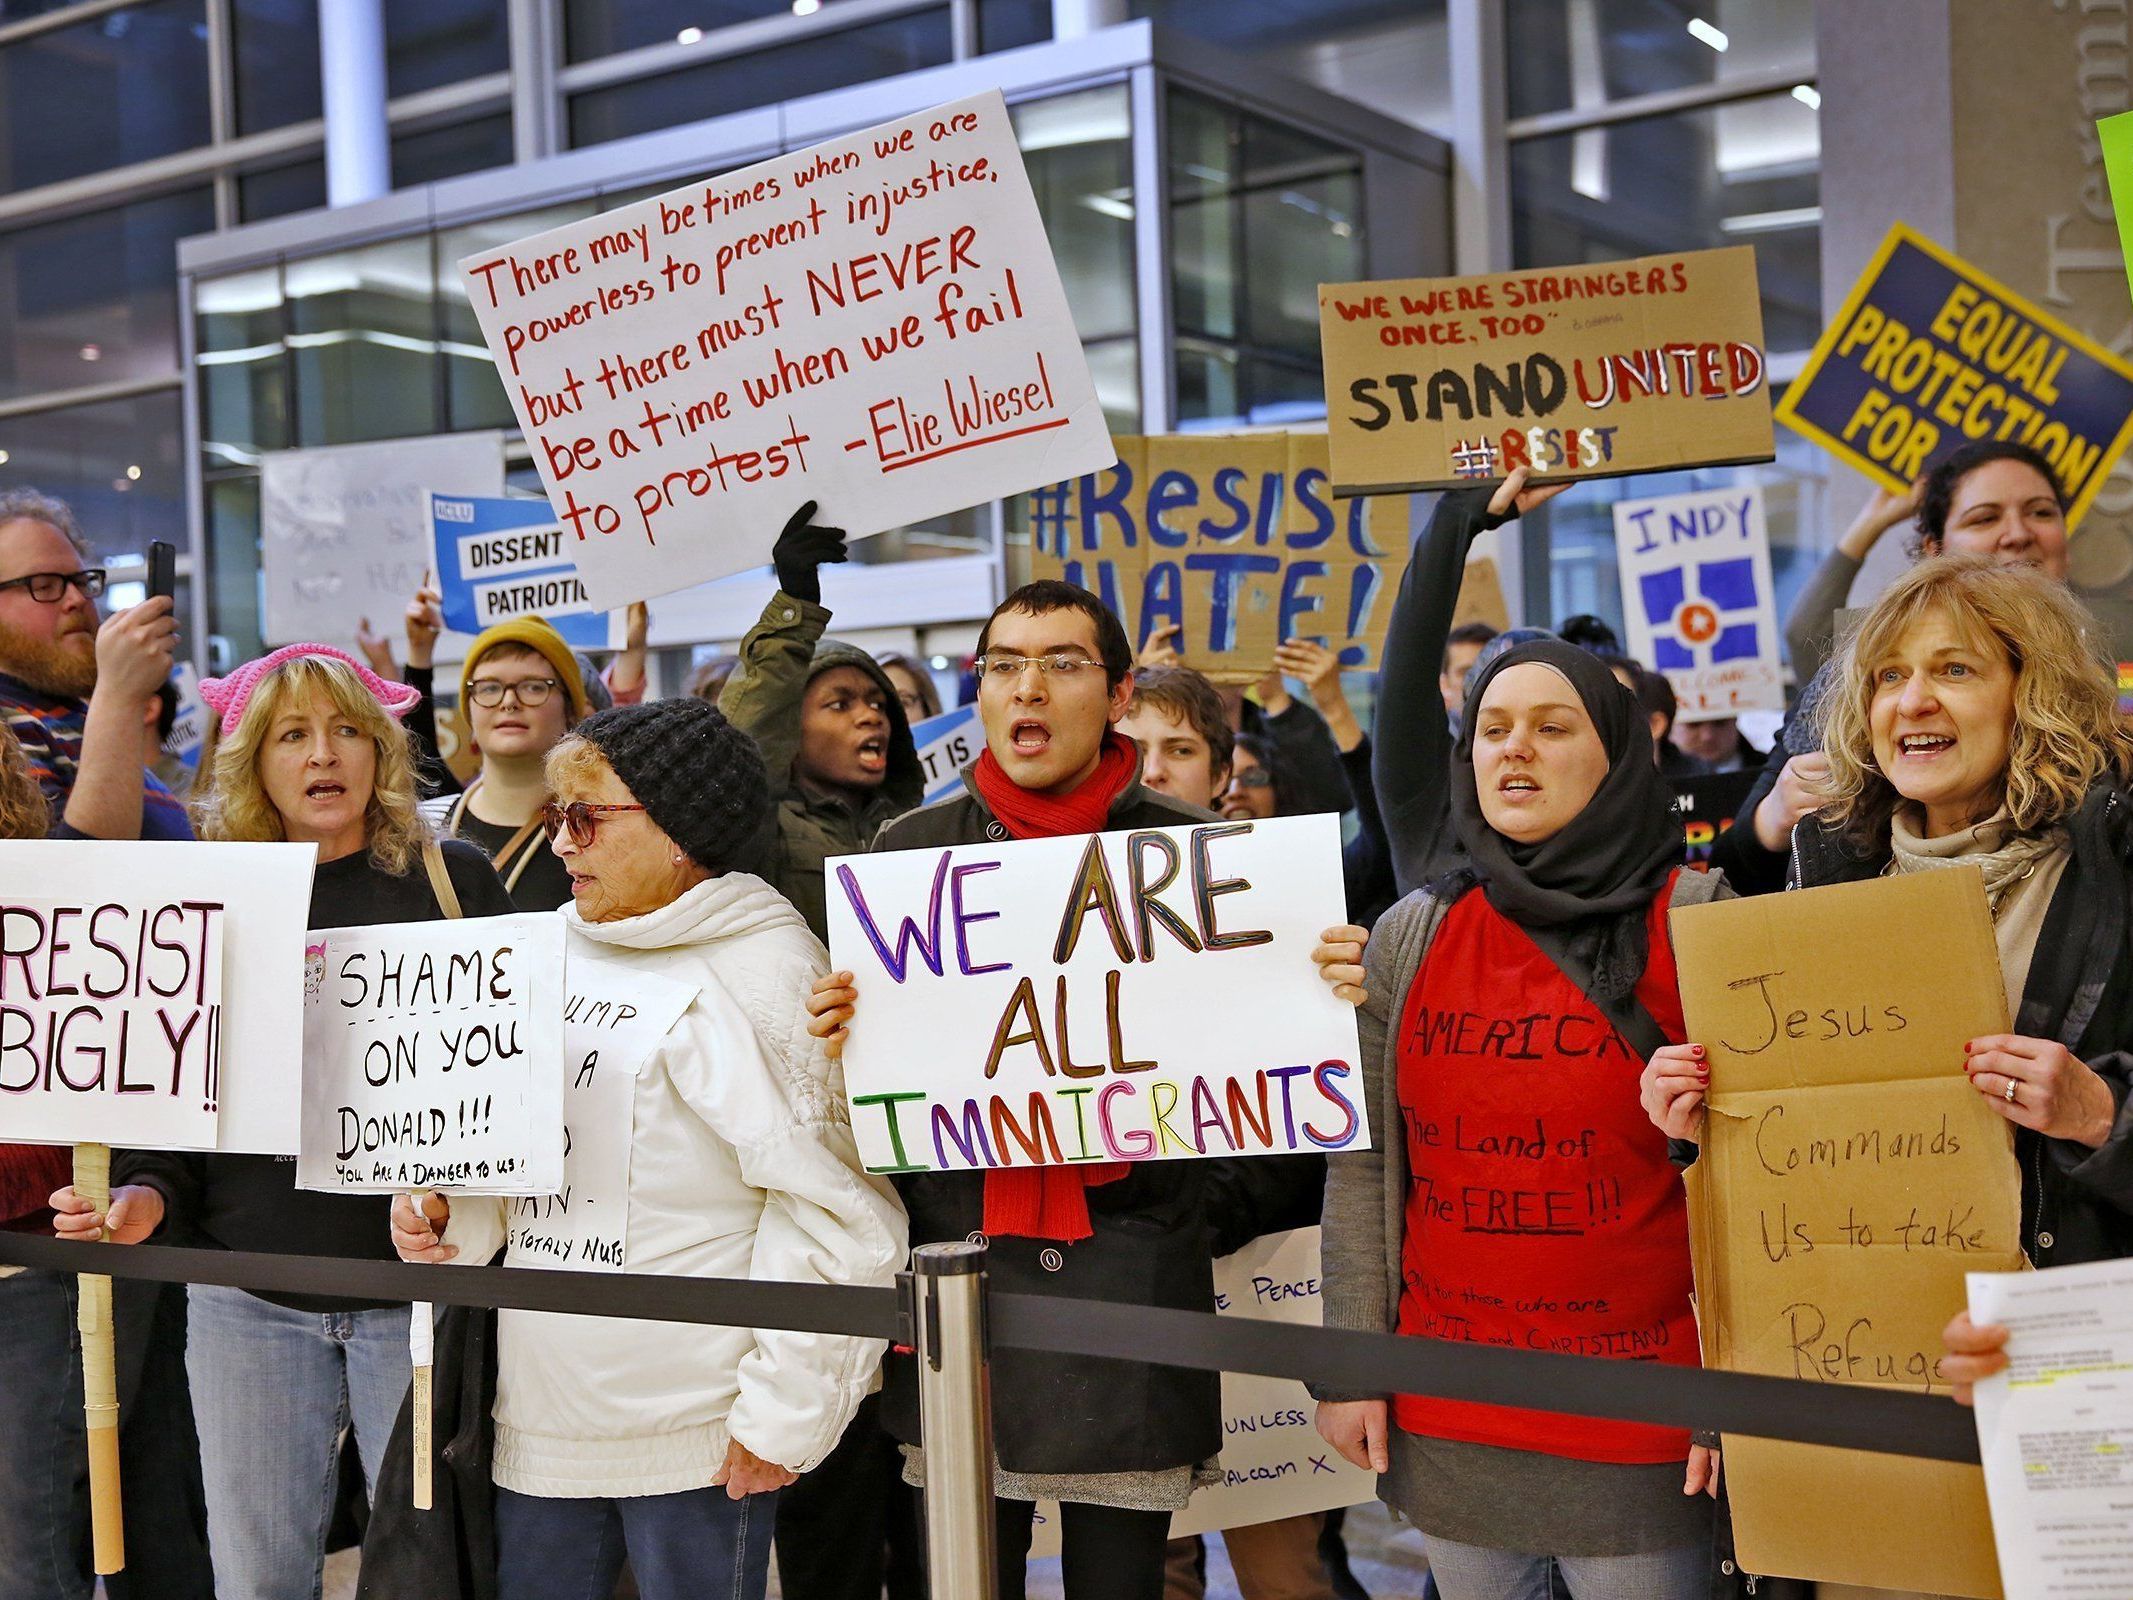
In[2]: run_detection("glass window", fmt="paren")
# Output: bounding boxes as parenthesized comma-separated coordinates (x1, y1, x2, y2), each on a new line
(231, 0, 321, 135)
(393, 113, 514, 187)
(1508, 0, 1814, 120)
(979, 0, 1050, 52)
(1167, 90, 1364, 427)
(1509, 91, 1820, 352)
(205, 473, 265, 665)
(1013, 88, 1135, 345)
(238, 157, 329, 222)
(563, 0, 793, 63)
(198, 266, 291, 466)
(0, 389, 187, 566)
(435, 201, 601, 433)
(567, 11, 955, 146)
(387, 0, 509, 94)
(0, 1, 211, 189)
(285, 236, 441, 444)
(0, 188, 215, 401)
(234, 0, 509, 134)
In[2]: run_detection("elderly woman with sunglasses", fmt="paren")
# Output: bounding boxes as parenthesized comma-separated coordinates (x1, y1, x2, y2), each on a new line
(391, 698, 906, 1600)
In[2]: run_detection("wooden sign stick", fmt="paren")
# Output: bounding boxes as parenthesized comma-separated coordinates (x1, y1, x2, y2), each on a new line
(408, 1189, 434, 1512)
(73, 1141, 125, 1574)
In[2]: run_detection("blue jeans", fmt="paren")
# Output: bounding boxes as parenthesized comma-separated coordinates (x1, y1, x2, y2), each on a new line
(185, 1284, 411, 1600)
(1422, 1534, 1706, 1600)
(0, 1270, 213, 1600)
(494, 1483, 780, 1600)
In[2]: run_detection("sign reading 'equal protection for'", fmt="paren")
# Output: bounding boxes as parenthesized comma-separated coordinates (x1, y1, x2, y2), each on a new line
(1319, 246, 1774, 494)
(458, 90, 1114, 609)
(826, 815, 1367, 1175)
(1775, 224, 2133, 527)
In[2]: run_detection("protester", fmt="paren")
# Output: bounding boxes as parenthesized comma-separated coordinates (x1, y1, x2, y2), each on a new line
(1316, 637, 1724, 1600)
(1222, 731, 1284, 821)
(1440, 621, 1499, 723)
(1138, 623, 1352, 815)
(410, 616, 590, 910)
(1669, 712, 1764, 774)
(1718, 440, 2073, 890)
(1119, 662, 1232, 809)
(719, 501, 923, 943)
(50, 644, 514, 1600)
(687, 652, 740, 702)
(878, 650, 942, 722)
(384, 698, 906, 1600)
(1555, 613, 1622, 660)
(806, 580, 1352, 1600)
(1646, 559, 2133, 1289)
(0, 490, 212, 1600)
(1615, 660, 1701, 777)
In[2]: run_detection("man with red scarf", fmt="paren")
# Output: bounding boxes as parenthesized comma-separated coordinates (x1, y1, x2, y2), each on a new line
(810, 580, 1304, 1600)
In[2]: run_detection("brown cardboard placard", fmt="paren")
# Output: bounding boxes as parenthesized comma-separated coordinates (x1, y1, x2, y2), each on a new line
(1030, 433, 1415, 682)
(1319, 246, 1775, 495)
(1671, 869, 2018, 1599)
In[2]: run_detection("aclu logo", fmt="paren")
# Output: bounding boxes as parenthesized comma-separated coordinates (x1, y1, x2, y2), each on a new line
(434, 498, 475, 523)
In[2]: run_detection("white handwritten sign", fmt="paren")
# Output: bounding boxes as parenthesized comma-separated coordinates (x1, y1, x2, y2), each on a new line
(0, 842, 314, 1152)
(826, 815, 1367, 1175)
(506, 948, 697, 1273)
(296, 914, 566, 1194)
(457, 90, 1114, 610)
(1612, 485, 1783, 717)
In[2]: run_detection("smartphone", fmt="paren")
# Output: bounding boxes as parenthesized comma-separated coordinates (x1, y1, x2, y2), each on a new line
(147, 540, 175, 604)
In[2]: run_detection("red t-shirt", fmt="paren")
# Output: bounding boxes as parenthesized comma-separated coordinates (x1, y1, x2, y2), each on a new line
(1393, 879, 1698, 1464)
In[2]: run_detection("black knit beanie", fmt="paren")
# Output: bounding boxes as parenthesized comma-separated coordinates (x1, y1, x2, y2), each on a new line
(571, 700, 770, 873)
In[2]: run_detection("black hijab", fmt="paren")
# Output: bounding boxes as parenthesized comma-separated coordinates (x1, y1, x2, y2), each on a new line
(1445, 639, 1680, 1001)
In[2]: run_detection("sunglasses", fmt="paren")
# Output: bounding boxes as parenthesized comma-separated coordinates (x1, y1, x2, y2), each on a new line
(539, 800, 646, 847)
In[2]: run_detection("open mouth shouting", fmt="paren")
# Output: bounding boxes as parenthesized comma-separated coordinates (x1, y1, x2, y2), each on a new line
(304, 779, 348, 804)
(1496, 772, 1542, 800)
(1896, 731, 1956, 762)
(855, 734, 887, 773)
(1009, 718, 1051, 758)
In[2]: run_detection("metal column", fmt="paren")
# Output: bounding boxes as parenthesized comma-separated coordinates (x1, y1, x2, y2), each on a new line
(318, 0, 391, 206)
(911, 1241, 996, 1600)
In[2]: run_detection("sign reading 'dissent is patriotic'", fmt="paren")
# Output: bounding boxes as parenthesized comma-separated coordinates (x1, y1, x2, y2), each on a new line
(297, 914, 567, 1195)
(826, 816, 1366, 1176)
(1319, 247, 1774, 494)
(457, 90, 1114, 610)
(1774, 225, 2133, 527)
(1612, 485, 1783, 718)
(431, 494, 615, 649)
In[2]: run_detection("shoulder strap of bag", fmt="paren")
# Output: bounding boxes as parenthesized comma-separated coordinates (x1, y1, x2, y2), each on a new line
(495, 819, 545, 895)
(422, 837, 466, 921)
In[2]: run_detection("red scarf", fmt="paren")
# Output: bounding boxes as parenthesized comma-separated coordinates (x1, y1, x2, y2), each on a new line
(969, 730, 1139, 1239)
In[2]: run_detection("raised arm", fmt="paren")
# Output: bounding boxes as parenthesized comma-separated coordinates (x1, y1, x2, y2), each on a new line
(718, 503, 847, 788)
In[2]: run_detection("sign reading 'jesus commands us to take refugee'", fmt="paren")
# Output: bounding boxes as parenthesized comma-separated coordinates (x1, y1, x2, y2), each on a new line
(826, 815, 1367, 1176)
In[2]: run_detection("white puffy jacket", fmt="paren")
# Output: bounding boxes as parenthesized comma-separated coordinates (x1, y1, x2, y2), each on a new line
(443, 872, 907, 1499)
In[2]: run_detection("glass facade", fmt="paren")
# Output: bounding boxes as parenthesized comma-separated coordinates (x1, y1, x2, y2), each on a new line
(1507, 0, 1814, 119)
(0, 2, 212, 189)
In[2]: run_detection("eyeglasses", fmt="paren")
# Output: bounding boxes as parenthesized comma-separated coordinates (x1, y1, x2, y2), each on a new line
(0, 570, 106, 604)
(1229, 769, 1274, 790)
(975, 651, 1100, 682)
(539, 800, 647, 847)
(468, 676, 561, 708)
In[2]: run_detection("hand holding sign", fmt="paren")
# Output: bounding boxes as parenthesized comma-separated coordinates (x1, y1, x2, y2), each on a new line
(772, 501, 849, 605)
(49, 1184, 164, 1245)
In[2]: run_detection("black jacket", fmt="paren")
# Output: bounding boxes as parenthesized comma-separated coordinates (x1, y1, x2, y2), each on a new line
(356, 1305, 498, 1600)
(871, 765, 1316, 1474)
(1790, 784, 2133, 1268)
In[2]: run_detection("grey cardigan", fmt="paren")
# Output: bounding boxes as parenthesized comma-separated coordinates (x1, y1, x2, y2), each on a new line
(1316, 868, 1731, 1556)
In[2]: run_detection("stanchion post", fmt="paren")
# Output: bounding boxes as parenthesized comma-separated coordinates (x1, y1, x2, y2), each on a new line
(911, 1241, 995, 1600)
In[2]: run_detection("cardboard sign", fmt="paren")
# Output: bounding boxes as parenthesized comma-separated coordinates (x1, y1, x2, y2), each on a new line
(259, 433, 505, 647)
(909, 703, 979, 803)
(1029, 434, 1410, 680)
(1671, 769, 1756, 870)
(826, 815, 1367, 1175)
(297, 914, 567, 1195)
(0, 842, 314, 1153)
(1614, 486, 1784, 717)
(1775, 225, 2133, 528)
(458, 90, 1114, 611)
(506, 947, 697, 1272)
(1672, 870, 2020, 1598)
(1319, 247, 1774, 495)
(431, 494, 616, 649)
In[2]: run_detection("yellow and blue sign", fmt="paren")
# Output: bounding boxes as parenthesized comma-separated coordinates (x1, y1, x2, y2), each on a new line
(1775, 224, 2133, 527)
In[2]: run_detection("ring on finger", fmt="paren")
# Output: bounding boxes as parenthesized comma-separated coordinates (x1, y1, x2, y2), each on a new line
(2004, 1076, 2019, 1103)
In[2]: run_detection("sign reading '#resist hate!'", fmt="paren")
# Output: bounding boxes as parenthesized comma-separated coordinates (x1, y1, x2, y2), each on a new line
(1774, 224, 2133, 527)
(1319, 246, 1774, 494)
(458, 90, 1114, 609)
(826, 815, 1367, 1175)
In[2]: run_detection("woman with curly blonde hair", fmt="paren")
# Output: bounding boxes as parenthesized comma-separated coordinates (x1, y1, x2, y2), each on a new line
(1645, 557, 2133, 1351)
(52, 644, 514, 1600)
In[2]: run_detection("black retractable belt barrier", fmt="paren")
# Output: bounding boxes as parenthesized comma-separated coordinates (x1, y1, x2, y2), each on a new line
(0, 1233, 1981, 1466)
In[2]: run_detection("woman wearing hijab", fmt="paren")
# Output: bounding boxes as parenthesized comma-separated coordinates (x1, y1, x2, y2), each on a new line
(1312, 637, 1726, 1600)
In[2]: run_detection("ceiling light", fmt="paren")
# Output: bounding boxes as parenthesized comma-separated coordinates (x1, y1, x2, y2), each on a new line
(1791, 83, 1821, 109)
(1686, 17, 1728, 51)
(78, 343, 102, 362)
(0, 450, 10, 465)
(793, 0, 821, 15)
(125, 464, 142, 481)
(676, 26, 703, 43)
(1719, 205, 1823, 235)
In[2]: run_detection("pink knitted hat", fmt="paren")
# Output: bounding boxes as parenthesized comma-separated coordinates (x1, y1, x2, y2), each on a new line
(199, 644, 422, 737)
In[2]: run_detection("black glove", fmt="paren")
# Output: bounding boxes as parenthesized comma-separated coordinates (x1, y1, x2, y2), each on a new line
(772, 501, 848, 604)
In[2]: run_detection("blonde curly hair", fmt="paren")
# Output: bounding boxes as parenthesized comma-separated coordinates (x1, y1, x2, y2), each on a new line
(191, 654, 431, 872)
(1820, 555, 2133, 849)
(0, 725, 50, 839)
